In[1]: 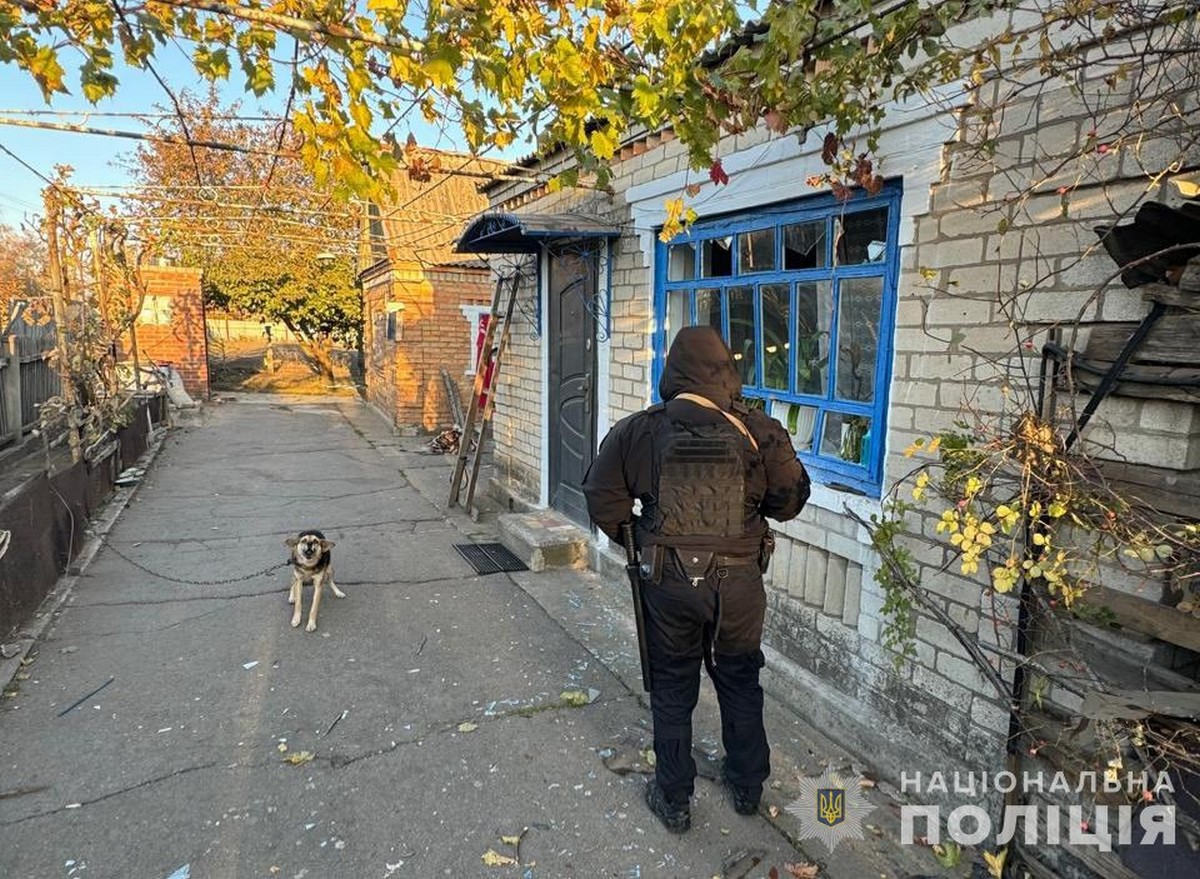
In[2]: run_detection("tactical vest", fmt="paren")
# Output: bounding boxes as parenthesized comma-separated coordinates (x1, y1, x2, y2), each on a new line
(647, 403, 752, 549)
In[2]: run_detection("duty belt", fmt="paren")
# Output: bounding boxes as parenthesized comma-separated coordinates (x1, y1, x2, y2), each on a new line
(714, 553, 759, 567)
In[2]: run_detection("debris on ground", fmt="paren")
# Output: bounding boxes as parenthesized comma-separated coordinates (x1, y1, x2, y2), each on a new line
(324, 709, 348, 736)
(558, 687, 599, 707)
(115, 468, 145, 486)
(428, 428, 460, 455)
(282, 750, 314, 766)
(482, 827, 531, 868)
(57, 677, 115, 717)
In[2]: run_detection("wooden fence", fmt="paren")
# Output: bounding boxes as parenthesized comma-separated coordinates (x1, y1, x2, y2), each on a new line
(0, 312, 60, 448)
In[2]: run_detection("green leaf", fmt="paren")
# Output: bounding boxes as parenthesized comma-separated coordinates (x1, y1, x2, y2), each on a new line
(28, 45, 68, 99)
(194, 46, 231, 80)
(243, 59, 274, 96)
(424, 53, 456, 88)
(81, 64, 119, 103)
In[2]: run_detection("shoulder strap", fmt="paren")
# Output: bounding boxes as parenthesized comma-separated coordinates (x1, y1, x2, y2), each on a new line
(672, 392, 759, 452)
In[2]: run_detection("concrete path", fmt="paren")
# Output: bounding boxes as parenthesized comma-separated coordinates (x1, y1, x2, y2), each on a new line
(0, 394, 935, 879)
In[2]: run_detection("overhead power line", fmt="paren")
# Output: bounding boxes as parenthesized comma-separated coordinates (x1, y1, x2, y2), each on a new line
(0, 116, 294, 157)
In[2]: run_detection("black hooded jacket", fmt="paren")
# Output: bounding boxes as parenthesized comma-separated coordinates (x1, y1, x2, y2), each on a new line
(582, 326, 810, 553)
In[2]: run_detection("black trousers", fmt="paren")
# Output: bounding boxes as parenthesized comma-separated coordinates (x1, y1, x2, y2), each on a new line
(642, 560, 770, 802)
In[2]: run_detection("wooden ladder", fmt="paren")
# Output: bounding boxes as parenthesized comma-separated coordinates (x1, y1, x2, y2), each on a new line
(448, 272, 521, 513)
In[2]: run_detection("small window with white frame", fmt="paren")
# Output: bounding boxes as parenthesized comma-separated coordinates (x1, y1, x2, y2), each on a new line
(460, 304, 492, 374)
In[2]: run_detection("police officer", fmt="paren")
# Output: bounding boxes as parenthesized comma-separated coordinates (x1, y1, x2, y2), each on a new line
(582, 325, 810, 833)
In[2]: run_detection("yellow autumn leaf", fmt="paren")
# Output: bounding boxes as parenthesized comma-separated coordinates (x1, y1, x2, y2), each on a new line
(283, 750, 314, 765)
(559, 689, 590, 707)
(481, 849, 518, 867)
(500, 834, 522, 846)
(983, 848, 1007, 879)
(590, 126, 617, 160)
(457, 721, 478, 732)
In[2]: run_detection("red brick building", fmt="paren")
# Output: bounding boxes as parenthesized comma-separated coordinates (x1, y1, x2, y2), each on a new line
(127, 265, 209, 400)
(359, 154, 505, 432)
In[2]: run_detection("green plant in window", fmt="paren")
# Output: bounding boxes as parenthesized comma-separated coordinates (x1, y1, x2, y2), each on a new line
(763, 328, 789, 390)
(839, 415, 869, 463)
(796, 331, 828, 395)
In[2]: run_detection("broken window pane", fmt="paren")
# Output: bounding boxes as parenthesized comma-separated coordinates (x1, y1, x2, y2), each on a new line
(836, 207, 889, 265)
(783, 220, 827, 269)
(701, 236, 734, 277)
(739, 228, 776, 273)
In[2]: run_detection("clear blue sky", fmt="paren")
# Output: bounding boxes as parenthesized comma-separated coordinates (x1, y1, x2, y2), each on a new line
(0, 43, 269, 226)
(0, 39, 502, 228)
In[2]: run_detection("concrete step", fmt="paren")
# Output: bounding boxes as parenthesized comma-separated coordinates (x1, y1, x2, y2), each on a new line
(497, 509, 591, 572)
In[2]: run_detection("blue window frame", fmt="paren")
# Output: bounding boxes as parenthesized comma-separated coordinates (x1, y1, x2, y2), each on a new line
(653, 183, 902, 496)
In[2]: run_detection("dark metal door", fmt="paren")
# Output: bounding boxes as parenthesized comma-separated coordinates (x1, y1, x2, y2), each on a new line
(547, 245, 598, 526)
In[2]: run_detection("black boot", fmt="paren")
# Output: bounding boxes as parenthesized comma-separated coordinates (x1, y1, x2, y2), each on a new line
(723, 772, 761, 816)
(644, 779, 691, 833)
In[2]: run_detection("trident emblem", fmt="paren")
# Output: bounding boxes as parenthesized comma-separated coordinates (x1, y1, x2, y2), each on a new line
(817, 788, 845, 827)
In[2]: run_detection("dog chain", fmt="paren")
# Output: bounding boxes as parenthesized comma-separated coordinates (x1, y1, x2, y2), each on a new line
(97, 537, 292, 586)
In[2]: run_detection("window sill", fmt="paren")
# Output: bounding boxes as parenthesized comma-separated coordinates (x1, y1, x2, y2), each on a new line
(804, 481, 883, 523)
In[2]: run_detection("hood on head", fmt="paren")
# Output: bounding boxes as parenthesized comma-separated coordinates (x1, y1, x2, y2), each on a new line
(658, 326, 743, 408)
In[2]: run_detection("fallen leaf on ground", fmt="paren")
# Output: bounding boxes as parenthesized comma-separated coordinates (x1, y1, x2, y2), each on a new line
(932, 841, 962, 868)
(457, 722, 478, 733)
(768, 805, 779, 818)
(858, 777, 876, 788)
(500, 832, 525, 846)
(282, 751, 314, 765)
(785, 863, 819, 879)
(558, 689, 589, 707)
(983, 849, 1007, 879)
(481, 849, 518, 866)
(277, 743, 288, 753)
(640, 748, 656, 767)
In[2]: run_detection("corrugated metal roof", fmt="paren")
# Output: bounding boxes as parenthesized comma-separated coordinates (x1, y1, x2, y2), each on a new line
(455, 212, 622, 253)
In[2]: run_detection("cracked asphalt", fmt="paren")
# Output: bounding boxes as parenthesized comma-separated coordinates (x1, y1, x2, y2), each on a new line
(0, 394, 822, 879)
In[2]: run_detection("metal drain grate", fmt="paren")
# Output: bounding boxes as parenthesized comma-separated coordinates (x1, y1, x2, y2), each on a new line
(454, 542, 529, 575)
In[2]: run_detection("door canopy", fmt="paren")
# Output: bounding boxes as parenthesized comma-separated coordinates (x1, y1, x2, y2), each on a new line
(456, 212, 621, 253)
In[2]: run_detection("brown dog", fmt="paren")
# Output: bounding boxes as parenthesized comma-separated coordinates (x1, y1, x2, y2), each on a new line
(284, 530, 345, 631)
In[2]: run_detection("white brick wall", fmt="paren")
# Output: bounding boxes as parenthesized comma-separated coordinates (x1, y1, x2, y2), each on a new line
(482, 15, 1199, 796)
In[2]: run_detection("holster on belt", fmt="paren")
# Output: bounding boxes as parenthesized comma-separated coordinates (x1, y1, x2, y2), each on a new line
(758, 529, 776, 574)
(638, 544, 665, 585)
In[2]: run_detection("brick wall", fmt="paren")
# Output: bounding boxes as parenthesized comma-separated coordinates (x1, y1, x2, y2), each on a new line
(362, 262, 494, 432)
(480, 12, 1199, 843)
(128, 265, 208, 399)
